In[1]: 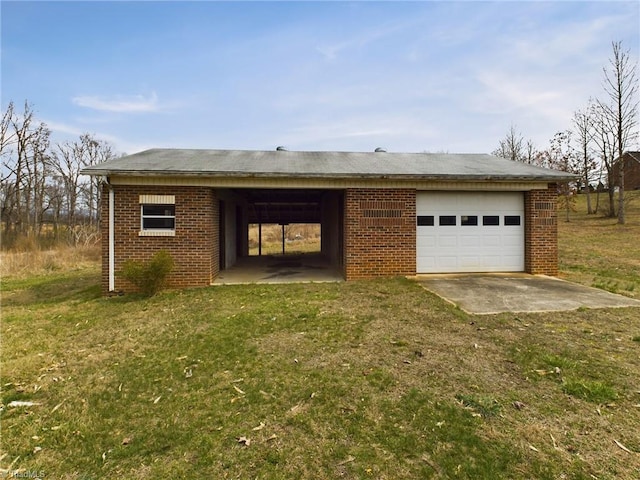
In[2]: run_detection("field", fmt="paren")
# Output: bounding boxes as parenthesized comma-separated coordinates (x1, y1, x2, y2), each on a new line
(248, 223, 321, 256)
(1, 193, 639, 479)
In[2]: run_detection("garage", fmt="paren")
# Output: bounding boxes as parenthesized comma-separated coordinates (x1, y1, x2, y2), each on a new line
(83, 148, 575, 294)
(416, 191, 524, 273)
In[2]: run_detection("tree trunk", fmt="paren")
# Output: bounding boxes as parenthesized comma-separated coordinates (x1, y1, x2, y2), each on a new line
(607, 186, 616, 217)
(617, 162, 625, 224)
(585, 189, 593, 214)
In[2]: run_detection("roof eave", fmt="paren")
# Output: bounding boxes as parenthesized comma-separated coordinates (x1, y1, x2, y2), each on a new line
(81, 169, 578, 183)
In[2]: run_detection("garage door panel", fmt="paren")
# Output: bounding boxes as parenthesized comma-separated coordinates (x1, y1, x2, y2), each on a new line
(437, 256, 458, 269)
(437, 235, 457, 247)
(416, 192, 524, 273)
(502, 235, 522, 247)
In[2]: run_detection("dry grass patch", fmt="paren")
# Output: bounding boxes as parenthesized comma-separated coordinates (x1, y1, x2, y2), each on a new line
(0, 245, 100, 279)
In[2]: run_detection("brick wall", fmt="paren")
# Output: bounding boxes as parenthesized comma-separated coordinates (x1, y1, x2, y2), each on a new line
(343, 189, 416, 279)
(524, 184, 558, 275)
(101, 185, 217, 294)
(612, 154, 640, 190)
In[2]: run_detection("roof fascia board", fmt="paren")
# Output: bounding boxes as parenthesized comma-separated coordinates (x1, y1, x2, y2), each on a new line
(84, 169, 576, 182)
(108, 175, 551, 191)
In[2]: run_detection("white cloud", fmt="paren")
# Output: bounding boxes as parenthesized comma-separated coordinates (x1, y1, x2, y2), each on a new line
(72, 92, 160, 113)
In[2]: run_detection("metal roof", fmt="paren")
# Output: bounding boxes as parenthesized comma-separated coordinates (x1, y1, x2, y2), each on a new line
(81, 148, 577, 182)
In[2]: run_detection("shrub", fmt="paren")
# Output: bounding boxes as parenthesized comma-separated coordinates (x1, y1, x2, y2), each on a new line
(119, 250, 175, 296)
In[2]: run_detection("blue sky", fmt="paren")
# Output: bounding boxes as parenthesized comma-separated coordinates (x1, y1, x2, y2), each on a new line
(2, 1, 638, 156)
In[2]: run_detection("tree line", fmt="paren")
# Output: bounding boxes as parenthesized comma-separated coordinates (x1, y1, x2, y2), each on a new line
(492, 41, 638, 224)
(0, 101, 117, 248)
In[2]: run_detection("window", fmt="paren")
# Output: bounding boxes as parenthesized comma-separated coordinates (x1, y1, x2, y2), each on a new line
(142, 204, 175, 229)
(461, 215, 478, 226)
(504, 215, 521, 226)
(483, 215, 499, 226)
(139, 195, 176, 236)
(439, 215, 456, 226)
(417, 215, 435, 226)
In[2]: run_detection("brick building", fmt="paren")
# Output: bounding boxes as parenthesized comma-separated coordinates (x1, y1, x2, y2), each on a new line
(82, 148, 576, 294)
(612, 151, 640, 191)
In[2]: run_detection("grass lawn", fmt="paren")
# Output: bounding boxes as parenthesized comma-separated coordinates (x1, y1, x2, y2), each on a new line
(1, 193, 639, 479)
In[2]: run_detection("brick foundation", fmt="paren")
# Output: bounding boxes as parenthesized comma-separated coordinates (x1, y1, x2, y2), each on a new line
(101, 185, 217, 294)
(343, 188, 416, 279)
(524, 184, 558, 275)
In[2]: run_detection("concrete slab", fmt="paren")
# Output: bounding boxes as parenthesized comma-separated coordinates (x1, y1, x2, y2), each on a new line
(416, 273, 640, 314)
(214, 253, 344, 285)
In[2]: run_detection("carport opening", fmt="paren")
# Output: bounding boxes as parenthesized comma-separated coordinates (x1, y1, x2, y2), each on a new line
(215, 188, 345, 283)
(249, 223, 321, 256)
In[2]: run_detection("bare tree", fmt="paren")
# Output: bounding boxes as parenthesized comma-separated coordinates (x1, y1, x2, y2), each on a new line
(592, 102, 618, 217)
(493, 124, 540, 165)
(523, 139, 538, 165)
(52, 137, 87, 228)
(493, 125, 524, 161)
(1, 100, 118, 248)
(537, 131, 580, 222)
(79, 134, 115, 226)
(598, 41, 639, 224)
(2, 101, 51, 236)
(572, 103, 598, 214)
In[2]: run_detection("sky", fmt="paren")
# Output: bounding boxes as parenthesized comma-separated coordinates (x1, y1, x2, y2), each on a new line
(1, 1, 638, 156)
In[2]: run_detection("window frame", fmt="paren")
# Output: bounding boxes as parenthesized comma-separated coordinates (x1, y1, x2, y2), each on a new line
(139, 195, 176, 237)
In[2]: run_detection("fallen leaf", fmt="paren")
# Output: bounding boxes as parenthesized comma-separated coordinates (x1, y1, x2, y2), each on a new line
(122, 437, 132, 445)
(233, 385, 246, 395)
(237, 436, 251, 446)
(529, 445, 539, 452)
(51, 401, 64, 413)
(8, 401, 40, 408)
(614, 439, 633, 454)
(266, 434, 278, 442)
(337, 455, 355, 466)
(153, 396, 162, 404)
(513, 401, 526, 410)
(290, 403, 303, 414)
(252, 422, 265, 431)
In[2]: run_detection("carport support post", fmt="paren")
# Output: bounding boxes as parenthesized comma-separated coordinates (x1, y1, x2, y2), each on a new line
(258, 222, 262, 256)
(281, 223, 286, 255)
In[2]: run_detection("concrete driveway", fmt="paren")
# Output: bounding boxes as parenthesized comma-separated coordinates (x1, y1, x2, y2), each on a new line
(416, 273, 640, 315)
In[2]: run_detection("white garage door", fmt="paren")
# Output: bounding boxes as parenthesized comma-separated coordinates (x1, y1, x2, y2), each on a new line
(416, 192, 524, 273)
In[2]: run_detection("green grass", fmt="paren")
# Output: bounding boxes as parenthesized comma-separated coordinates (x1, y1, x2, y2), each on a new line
(561, 380, 618, 404)
(1, 195, 639, 479)
(559, 191, 640, 299)
(2, 272, 639, 479)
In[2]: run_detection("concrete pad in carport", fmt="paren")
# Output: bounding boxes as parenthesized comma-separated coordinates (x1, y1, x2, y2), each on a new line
(416, 273, 640, 315)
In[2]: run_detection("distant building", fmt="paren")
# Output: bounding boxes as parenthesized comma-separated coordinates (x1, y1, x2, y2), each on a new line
(612, 151, 640, 190)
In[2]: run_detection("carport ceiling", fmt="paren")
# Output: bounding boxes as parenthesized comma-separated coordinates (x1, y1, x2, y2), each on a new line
(236, 188, 324, 224)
